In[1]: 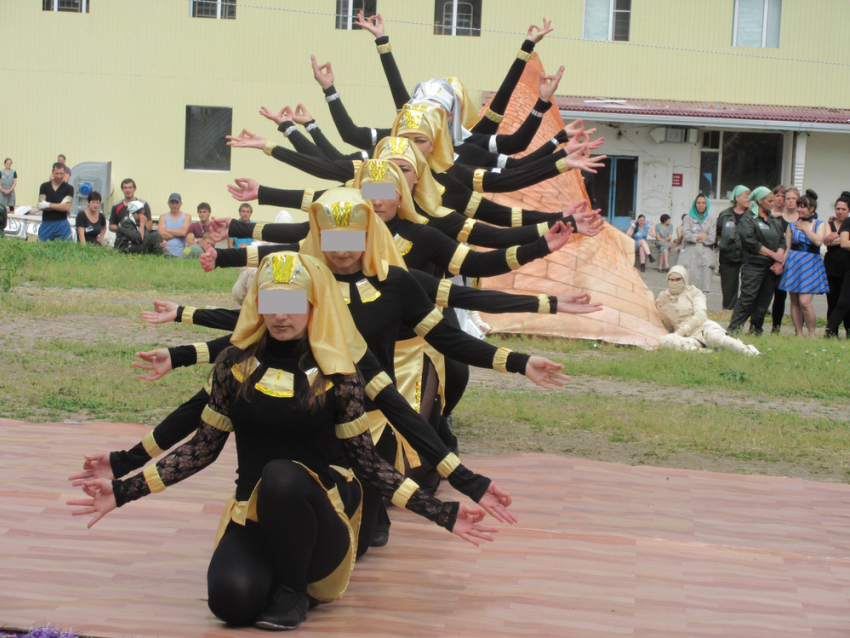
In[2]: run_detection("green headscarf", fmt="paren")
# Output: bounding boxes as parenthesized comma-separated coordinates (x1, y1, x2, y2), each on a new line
(688, 194, 710, 221)
(730, 185, 750, 204)
(748, 186, 772, 214)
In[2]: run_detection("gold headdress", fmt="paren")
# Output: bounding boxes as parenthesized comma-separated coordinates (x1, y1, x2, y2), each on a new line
(374, 137, 451, 218)
(443, 76, 479, 129)
(391, 104, 454, 174)
(352, 159, 427, 224)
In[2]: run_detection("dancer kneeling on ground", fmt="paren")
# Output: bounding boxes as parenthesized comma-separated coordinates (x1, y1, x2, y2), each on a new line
(655, 266, 759, 356)
(68, 252, 497, 631)
(114, 201, 167, 255)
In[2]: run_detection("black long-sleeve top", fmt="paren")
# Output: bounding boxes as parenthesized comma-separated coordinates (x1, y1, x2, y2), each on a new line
(112, 342, 460, 532)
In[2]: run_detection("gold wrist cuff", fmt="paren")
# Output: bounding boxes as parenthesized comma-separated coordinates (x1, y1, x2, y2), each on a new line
(538, 294, 551, 314)
(141, 431, 164, 458)
(448, 244, 470, 276)
(202, 405, 234, 432)
(414, 308, 444, 338)
(516, 49, 531, 62)
(472, 168, 487, 194)
(457, 218, 475, 243)
(537, 222, 549, 237)
(437, 453, 461, 478)
(252, 222, 265, 241)
(484, 107, 505, 124)
(511, 207, 522, 227)
(391, 478, 419, 509)
(463, 192, 482, 217)
(246, 245, 259, 267)
(556, 157, 570, 173)
(181, 307, 195, 326)
(506, 246, 521, 271)
(143, 464, 166, 494)
(376, 42, 392, 55)
(365, 372, 392, 400)
(193, 342, 210, 365)
(263, 141, 275, 156)
(300, 189, 315, 213)
(436, 279, 453, 307)
(493, 346, 512, 373)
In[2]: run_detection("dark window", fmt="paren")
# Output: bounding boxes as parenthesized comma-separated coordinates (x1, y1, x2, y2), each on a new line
(336, 0, 377, 30)
(185, 106, 232, 171)
(699, 152, 720, 200)
(720, 132, 783, 197)
(434, 0, 481, 37)
(612, 0, 631, 41)
(702, 130, 721, 149)
(43, 0, 89, 12)
(192, 0, 236, 19)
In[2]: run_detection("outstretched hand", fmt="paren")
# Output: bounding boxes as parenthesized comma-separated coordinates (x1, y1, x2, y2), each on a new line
(477, 482, 518, 525)
(140, 299, 178, 325)
(565, 201, 605, 237)
(354, 10, 384, 38)
(525, 356, 570, 389)
(565, 146, 607, 174)
(451, 504, 499, 547)
(557, 292, 603, 313)
(132, 349, 173, 382)
(565, 119, 586, 139)
(227, 178, 260, 203)
(539, 66, 565, 103)
(67, 478, 117, 529)
(311, 55, 334, 89)
(207, 217, 231, 242)
(566, 130, 604, 155)
(259, 106, 286, 126)
(226, 129, 267, 151)
(200, 247, 218, 273)
(292, 104, 313, 125)
(527, 18, 553, 44)
(68, 452, 114, 484)
(544, 220, 573, 253)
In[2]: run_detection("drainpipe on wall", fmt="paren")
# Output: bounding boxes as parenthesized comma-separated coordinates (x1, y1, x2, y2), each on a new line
(790, 131, 798, 186)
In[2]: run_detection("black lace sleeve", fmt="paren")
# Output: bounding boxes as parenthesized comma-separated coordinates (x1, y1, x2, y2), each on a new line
(333, 373, 459, 532)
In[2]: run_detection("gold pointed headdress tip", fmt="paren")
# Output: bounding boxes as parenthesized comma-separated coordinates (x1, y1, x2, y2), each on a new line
(401, 109, 424, 130)
(387, 137, 410, 155)
(367, 160, 390, 182)
(325, 201, 355, 228)
(271, 253, 303, 284)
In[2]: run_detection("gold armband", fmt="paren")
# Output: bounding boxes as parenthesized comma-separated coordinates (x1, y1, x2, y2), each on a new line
(143, 464, 166, 494)
(556, 157, 571, 174)
(463, 192, 482, 217)
(202, 405, 234, 432)
(141, 431, 164, 458)
(516, 49, 531, 62)
(391, 478, 419, 509)
(300, 189, 315, 213)
(246, 245, 259, 267)
(365, 372, 392, 400)
(194, 342, 210, 365)
(376, 42, 392, 55)
(493, 346, 512, 373)
(484, 107, 505, 124)
(448, 244, 470, 276)
(538, 294, 551, 314)
(537, 222, 549, 237)
(263, 141, 275, 156)
(435, 279, 453, 307)
(335, 413, 370, 439)
(472, 168, 487, 194)
(437, 453, 461, 478)
(457, 218, 475, 243)
(506, 246, 521, 271)
(414, 308, 443, 338)
(511, 208, 522, 228)
(181, 307, 195, 325)
(252, 222, 265, 241)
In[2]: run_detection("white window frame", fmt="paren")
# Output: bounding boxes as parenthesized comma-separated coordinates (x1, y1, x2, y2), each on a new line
(189, 0, 234, 20)
(336, 0, 377, 31)
(46, 0, 89, 12)
(732, 0, 781, 48)
(582, 0, 630, 42)
(438, 0, 479, 37)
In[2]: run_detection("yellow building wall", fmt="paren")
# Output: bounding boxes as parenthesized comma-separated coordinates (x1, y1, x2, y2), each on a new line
(2, 1, 848, 222)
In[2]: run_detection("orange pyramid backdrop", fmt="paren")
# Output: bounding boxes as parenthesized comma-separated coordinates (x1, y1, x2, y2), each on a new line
(476, 53, 666, 349)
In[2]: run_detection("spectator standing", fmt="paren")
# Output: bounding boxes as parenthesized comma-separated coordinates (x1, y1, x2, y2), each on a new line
(770, 187, 800, 332)
(771, 184, 786, 216)
(627, 214, 655, 272)
(777, 195, 828, 338)
(678, 194, 716, 292)
(57, 155, 71, 183)
(715, 185, 751, 309)
(109, 179, 152, 232)
(187, 202, 213, 246)
(115, 201, 167, 255)
(654, 214, 673, 273)
(37, 163, 74, 241)
(75, 191, 107, 245)
(158, 193, 191, 257)
(229, 203, 255, 249)
(823, 193, 850, 336)
(0, 158, 17, 213)
(728, 187, 785, 335)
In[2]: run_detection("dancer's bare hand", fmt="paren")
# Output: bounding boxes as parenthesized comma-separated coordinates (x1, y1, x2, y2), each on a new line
(132, 349, 172, 382)
(557, 297, 603, 314)
(68, 452, 114, 484)
(226, 129, 267, 151)
(566, 130, 604, 155)
(311, 56, 334, 89)
(452, 504, 499, 547)
(566, 202, 605, 237)
(544, 220, 573, 253)
(525, 356, 570, 389)
(141, 299, 178, 325)
(200, 247, 218, 273)
(207, 217, 231, 242)
(227, 178, 260, 203)
(565, 147, 607, 174)
(292, 104, 312, 125)
(527, 18, 553, 44)
(477, 482, 517, 525)
(565, 119, 587, 139)
(68, 478, 117, 529)
(259, 106, 285, 126)
(355, 11, 384, 38)
(539, 66, 564, 103)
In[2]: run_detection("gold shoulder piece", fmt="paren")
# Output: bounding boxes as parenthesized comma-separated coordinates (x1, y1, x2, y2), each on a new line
(255, 368, 295, 398)
(337, 281, 351, 304)
(355, 279, 382, 303)
(394, 234, 413, 256)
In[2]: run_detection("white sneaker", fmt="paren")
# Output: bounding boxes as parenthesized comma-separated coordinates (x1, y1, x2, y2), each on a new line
(745, 344, 760, 356)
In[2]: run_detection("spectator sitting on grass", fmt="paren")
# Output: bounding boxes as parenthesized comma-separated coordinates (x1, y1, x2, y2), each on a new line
(115, 201, 167, 255)
(187, 202, 213, 247)
(158, 193, 191, 257)
(75, 191, 107, 245)
(180, 232, 215, 259)
(228, 203, 254, 249)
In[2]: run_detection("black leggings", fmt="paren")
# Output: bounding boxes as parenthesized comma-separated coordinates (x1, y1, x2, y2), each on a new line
(826, 275, 850, 333)
(207, 460, 352, 625)
(826, 273, 850, 335)
(771, 288, 787, 329)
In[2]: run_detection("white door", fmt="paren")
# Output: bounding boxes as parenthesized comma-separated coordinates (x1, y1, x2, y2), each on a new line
(637, 157, 672, 224)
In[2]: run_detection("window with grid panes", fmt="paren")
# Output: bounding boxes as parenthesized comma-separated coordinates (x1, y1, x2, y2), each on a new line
(191, 0, 236, 20)
(434, 0, 481, 36)
(335, 0, 377, 30)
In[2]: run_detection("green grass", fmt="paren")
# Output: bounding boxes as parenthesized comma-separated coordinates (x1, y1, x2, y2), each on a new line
(487, 333, 850, 403)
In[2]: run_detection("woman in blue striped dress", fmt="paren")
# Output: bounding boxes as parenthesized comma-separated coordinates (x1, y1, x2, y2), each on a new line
(778, 195, 828, 338)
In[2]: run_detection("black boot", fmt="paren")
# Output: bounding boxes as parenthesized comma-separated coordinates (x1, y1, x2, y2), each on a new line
(255, 585, 309, 631)
(825, 328, 838, 339)
(648, 254, 656, 263)
(640, 264, 646, 272)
